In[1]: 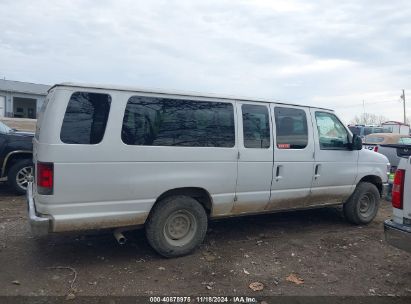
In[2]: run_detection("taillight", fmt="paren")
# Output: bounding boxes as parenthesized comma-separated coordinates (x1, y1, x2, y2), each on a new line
(37, 162, 53, 195)
(392, 169, 405, 209)
(373, 146, 379, 152)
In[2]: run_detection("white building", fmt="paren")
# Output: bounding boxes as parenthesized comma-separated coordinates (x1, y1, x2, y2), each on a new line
(0, 79, 50, 119)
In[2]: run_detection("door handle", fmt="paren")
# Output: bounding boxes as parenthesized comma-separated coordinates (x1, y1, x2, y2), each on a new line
(314, 164, 321, 179)
(275, 165, 283, 181)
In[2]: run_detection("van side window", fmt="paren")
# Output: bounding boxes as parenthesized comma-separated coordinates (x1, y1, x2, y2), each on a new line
(121, 96, 235, 147)
(274, 107, 308, 149)
(242, 104, 270, 148)
(60, 92, 111, 144)
(315, 112, 349, 150)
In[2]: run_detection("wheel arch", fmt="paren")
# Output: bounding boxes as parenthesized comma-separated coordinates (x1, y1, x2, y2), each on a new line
(358, 175, 383, 196)
(2, 151, 32, 177)
(153, 187, 213, 215)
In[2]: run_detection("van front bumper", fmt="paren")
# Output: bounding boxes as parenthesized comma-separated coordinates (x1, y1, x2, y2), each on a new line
(26, 182, 50, 235)
(384, 219, 411, 253)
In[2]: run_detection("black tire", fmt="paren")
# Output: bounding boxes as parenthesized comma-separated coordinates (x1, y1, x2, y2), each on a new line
(343, 182, 380, 225)
(145, 195, 208, 258)
(7, 159, 33, 195)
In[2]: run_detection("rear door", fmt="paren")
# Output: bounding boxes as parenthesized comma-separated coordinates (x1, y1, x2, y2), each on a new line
(232, 102, 273, 213)
(308, 110, 359, 206)
(266, 105, 315, 210)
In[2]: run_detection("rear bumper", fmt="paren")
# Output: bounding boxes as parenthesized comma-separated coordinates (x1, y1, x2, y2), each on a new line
(26, 182, 50, 235)
(384, 219, 411, 253)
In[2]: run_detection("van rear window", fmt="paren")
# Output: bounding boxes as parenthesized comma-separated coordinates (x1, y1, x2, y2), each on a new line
(121, 96, 235, 147)
(60, 92, 111, 144)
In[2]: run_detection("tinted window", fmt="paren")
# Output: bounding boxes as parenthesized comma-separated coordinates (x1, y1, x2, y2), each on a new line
(364, 127, 373, 136)
(275, 107, 308, 149)
(242, 104, 270, 148)
(348, 127, 361, 135)
(122, 96, 235, 147)
(348, 126, 361, 136)
(315, 112, 349, 150)
(384, 126, 394, 133)
(372, 127, 384, 134)
(60, 92, 111, 144)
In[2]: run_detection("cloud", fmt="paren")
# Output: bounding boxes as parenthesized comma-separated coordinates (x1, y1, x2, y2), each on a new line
(0, 0, 410, 123)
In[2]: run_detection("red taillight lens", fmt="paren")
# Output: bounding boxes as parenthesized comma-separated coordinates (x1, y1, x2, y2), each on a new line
(392, 169, 405, 209)
(37, 162, 53, 195)
(373, 146, 379, 152)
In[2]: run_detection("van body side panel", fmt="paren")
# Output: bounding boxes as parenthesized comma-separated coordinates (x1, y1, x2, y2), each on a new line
(39, 161, 236, 231)
(34, 89, 237, 231)
(355, 149, 389, 187)
(267, 105, 315, 211)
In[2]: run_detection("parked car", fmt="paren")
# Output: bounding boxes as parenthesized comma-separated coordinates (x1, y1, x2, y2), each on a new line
(0, 121, 34, 194)
(28, 83, 389, 257)
(364, 133, 411, 201)
(348, 125, 390, 140)
(384, 156, 411, 253)
(363, 133, 411, 169)
(363, 133, 411, 153)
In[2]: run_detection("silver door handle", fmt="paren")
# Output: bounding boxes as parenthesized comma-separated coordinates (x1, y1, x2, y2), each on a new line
(275, 165, 283, 181)
(314, 164, 321, 179)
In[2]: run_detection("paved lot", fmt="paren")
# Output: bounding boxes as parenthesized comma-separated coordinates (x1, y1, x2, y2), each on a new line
(0, 184, 410, 297)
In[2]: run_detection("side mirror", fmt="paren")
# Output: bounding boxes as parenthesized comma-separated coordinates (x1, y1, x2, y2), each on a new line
(352, 134, 363, 150)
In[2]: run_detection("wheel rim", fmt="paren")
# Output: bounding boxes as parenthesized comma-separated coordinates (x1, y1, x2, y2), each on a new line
(358, 192, 376, 218)
(163, 210, 197, 247)
(16, 166, 33, 191)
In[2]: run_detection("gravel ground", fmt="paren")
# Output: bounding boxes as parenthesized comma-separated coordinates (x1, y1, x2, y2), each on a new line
(0, 184, 410, 297)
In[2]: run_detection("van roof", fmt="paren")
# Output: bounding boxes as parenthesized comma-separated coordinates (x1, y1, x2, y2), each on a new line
(50, 82, 334, 112)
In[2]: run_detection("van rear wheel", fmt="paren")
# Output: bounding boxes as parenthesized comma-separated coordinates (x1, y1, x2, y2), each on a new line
(145, 195, 208, 258)
(343, 182, 380, 225)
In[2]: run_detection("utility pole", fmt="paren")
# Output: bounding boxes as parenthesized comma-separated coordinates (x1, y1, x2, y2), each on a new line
(401, 89, 406, 124)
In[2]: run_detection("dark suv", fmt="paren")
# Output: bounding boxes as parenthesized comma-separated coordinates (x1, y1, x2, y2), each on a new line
(0, 121, 33, 194)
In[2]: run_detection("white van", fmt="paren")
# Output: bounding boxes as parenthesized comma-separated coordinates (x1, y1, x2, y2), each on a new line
(28, 83, 390, 257)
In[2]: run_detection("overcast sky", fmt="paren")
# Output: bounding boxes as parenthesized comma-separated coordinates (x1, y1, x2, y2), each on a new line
(1, 0, 410, 123)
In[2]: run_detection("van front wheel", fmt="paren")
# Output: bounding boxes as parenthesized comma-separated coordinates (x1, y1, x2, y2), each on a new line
(145, 195, 208, 258)
(343, 182, 380, 225)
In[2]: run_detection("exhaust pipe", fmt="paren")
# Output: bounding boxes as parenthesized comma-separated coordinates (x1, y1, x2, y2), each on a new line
(113, 229, 127, 245)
